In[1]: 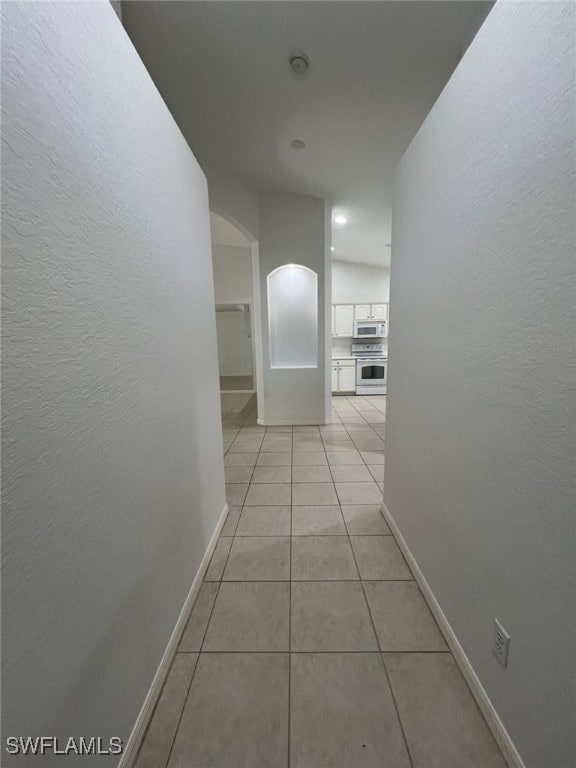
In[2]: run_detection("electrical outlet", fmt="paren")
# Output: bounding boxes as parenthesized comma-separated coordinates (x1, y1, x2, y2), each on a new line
(493, 619, 511, 668)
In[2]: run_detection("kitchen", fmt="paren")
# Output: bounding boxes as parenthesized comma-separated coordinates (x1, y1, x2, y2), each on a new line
(331, 259, 390, 397)
(210, 214, 390, 404)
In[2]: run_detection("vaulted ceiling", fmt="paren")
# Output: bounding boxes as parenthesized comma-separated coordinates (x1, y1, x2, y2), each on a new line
(123, 1, 493, 266)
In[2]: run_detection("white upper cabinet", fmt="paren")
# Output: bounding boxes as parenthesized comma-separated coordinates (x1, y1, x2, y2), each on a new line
(332, 303, 388, 336)
(354, 303, 388, 321)
(354, 304, 371, 320)
(333, 304, 354, 337)
(370, 304, 388, 321)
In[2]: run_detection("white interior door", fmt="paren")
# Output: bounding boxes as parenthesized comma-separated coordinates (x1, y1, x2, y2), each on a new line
(215, 305, 253, 375)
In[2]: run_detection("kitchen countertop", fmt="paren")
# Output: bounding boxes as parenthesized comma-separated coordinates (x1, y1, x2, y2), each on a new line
(332, 355, 356, 361)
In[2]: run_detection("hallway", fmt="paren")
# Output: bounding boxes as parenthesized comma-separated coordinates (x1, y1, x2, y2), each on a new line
(3, 3, 573, 765)
(135, 395, 506, 768)
(219, 375, 254, 392)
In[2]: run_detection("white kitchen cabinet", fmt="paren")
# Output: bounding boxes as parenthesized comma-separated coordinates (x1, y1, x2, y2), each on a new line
(354, 303, 388, 321)
(371, 303, 388, 321)
(332, 360, 356, 393)
(354, 304, 371, 320)
(332, 303, 389, 335)
(331, 366, 339, 392)
(332, 305, 354, 337)
(338, 364, 357, 392)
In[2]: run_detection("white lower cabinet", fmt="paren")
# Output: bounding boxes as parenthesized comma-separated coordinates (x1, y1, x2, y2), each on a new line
(332, 360, 356, 393)
(331, 366, 339, 392)
(338, 364, 356, 392)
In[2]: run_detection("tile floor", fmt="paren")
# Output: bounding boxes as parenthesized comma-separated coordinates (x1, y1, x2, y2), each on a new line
(219, 374, 254, 392)
(135, 394, 507, 768)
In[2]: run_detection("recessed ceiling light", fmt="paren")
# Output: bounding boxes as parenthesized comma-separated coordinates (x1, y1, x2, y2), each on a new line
(291, 139, 306, 150)
(334, 216, 347, 225)
(330, 246, 335, 252)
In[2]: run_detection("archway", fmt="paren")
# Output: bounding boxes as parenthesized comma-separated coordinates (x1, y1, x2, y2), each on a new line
(209, 211, 262, 432)
(211, 212, 254, 391)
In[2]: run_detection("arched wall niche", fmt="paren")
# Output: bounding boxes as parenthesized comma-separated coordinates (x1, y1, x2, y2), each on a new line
(267, 264, 318, 369)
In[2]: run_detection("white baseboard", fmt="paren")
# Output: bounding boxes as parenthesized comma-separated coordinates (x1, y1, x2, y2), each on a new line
(257, 418, 326, 426)
(118, 502, 229, 768)
(381, 502, 525, 768)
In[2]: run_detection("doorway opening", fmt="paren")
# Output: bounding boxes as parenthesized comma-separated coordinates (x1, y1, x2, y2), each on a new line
(216, 303, 254, 391)
(210, 211, 260, 420)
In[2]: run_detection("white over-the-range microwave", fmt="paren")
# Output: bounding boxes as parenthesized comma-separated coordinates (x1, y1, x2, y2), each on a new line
(353, 320, 387, 339)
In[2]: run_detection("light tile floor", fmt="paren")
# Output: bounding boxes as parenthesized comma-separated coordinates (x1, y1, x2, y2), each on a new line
(135, 394, 507, 768)
(220, 374, 254, 391)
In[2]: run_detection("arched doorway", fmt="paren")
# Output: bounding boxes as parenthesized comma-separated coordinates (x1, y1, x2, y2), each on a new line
(209, 211, 262, 431)
(211, 212, 254, 392)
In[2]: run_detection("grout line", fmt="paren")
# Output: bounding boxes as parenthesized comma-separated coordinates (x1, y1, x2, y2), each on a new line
(177, 649, 450, 654)
(133, 651, 192, 768)
(338, 399, 413, 768)
(342, 503, 415, 768)
(380, 654, 416, 768)
(163, 583, 218, 767)
(214, 398, 394, 767)
(287, 428, 293, 768)
(335, 403, 414, 767)
(318, 433, 353, 561)
(212, 577, 411, 582)
(167, 395, 262, 765)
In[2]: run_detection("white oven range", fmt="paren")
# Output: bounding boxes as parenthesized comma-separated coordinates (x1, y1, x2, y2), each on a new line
(352, 343, 387, 395)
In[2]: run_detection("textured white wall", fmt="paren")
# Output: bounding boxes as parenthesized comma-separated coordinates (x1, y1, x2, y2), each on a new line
(212, 245, 253, 304)
(258, 192, 330, 424)
(204, 162, 260, 242)
(385, 3, 575, 767)
(332, 260, 390, 304)
(1, 1, 225, 762)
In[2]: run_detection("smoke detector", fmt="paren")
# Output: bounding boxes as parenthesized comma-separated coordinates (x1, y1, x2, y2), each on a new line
(290, 52, 310, 74)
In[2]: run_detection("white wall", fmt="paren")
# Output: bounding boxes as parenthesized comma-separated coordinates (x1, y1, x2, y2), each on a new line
(258, 191, 330, 424)
(212, 245, 253, 304)
(1, 2, 225, 762)
(204, 162, 260, 242)
(385, 4, 575, 767)
(332, 260, 390, 304)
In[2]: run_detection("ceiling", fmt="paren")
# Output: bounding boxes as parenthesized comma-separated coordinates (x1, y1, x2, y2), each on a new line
(122, 1, 493, 267)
